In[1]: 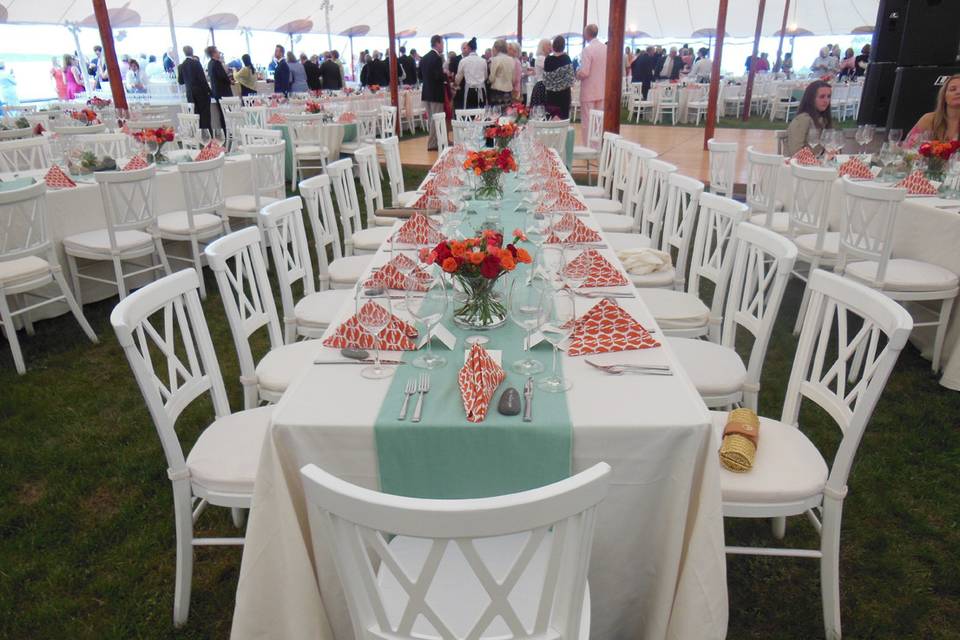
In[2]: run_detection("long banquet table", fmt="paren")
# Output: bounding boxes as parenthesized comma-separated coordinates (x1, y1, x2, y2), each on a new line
(230, 150, 728, 639)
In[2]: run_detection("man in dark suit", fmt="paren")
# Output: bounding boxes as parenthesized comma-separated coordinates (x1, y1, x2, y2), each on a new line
(420, 35, 445, 150)
(177, 45, 212, 132)
(630, 46, 656, 99)
(272, 44, 290, 96)
(206, 46, 232, 138)
(369, 51, 390, 86)
(304, 55, 322, 91)
(320, 55, 343, 90)
(398, 46, 417, 86)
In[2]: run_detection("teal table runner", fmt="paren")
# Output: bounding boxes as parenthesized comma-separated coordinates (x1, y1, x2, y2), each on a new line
(271, 122, 356, 183)
(565, 127, 574, 169)
(373, 173, 572, 499)
(0, 176, 36, 191)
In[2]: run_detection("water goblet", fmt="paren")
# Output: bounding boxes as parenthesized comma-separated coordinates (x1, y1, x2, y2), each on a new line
(145, 139, 159, 164)
(888, 128, 903, 146)
(355, 286, 395, 380)
(508, 277, 548, 375)
(406, 275, 449, 370)
(878, 142, 898, 182)
(560, 248, 589, 290)
(538, 289, 576, 393)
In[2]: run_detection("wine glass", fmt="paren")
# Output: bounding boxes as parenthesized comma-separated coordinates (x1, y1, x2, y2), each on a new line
(561, 248, 589, 290)
(888, 128, 903, 146)
(145, 139, 159, 164)
(806, 127, 821, 152)
(509, 277, 547, 375)
(823, 130, 844, 166)
(355, 286, 395, 379)
(551, 212, 576, 246)
(538, 289, 576, 393)
(537, 244, 566, 290)
(860, 124, 875, 159)
(200, 129, 212, 147)
(214, 129, 226, 149)
(878, 142, 898, 182)
(406, 275, 448, 369)
(524, 211, 551, 250)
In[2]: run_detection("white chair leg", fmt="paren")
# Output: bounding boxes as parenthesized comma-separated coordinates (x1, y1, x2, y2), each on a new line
(155, 239, 172, 276)
(231, 507, 247, 528)
(190, 237, 206, 300)
(0, 291, 25, 374)
(66, 252, 83, 306)
(113, 257, 128, 300)
(243, 380, 260, 411)
(932, 296, 955, 373)
(17, 294, 35, 335)
(53, 269, 98, 343)
(771, 516, 786, 540)
(820, 497, 844, 640)
(172, 480, 194, 628)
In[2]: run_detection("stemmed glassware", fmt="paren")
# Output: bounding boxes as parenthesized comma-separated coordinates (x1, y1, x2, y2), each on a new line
(509, 277, 548, 375)
(406, 274, 448, 370)
(806, 128, 821, 153)
(200, 129, 212, 147)
(538, 288, 576, 392)
(214, 129, 226, 148)
(854, 125, 875, 160)
(536, 244, 566, 290)
(878, 142, 899, 182)
(145, 139, 159, 164)
(822, 129, 844, 166)
(560, 250, 589, 290)
(888, 128, 903, 146)
(355, 286, 395, 379)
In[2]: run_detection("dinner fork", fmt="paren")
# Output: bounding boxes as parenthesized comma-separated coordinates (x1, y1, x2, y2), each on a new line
(585, 360, 673, 376)
(397, 377, 418, 420)
(411, 373, 431, 423)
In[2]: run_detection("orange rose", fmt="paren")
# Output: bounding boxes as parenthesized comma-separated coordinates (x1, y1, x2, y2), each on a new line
(467, 251, 486, 265)
(515, 247, 532, 263)
(486, 245, 501, 258)
(441, 257, 459, 273)
(450, 241, 466, 258)
(499, 253, 516, 270)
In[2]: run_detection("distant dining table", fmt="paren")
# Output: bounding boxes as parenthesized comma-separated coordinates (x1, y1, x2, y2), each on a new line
(230, 149, 728, 639)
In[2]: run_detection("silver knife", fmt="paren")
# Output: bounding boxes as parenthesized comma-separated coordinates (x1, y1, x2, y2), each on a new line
(523, 376, 534, 422)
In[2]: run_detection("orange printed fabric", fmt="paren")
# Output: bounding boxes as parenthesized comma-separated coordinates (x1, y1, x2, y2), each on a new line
(394, 212, 446, 244)
(895, 170, 938, 195)
(564, 249, 628, 287)
(122, 155, 149, 171)
(546, 214, 602, 244)
(44, 165, 77, 189)
(194, 141, 224, 162)
(267, 113, 287, 124)
(566, 298, 661, 357)
(458, 343, 506, 423)
(790, 147, 820, 166)
(322, 301, 418, 351)
(537, 190, 587, 213)
(837, 157, 874, 180)
(364, 260, 432, 291)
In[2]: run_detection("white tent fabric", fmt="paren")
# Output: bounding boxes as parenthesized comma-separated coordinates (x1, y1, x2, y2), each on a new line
(1, 0, 878, 39)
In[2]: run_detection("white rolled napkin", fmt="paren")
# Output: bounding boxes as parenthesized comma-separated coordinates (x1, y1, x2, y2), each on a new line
(616, 248, 673, 275)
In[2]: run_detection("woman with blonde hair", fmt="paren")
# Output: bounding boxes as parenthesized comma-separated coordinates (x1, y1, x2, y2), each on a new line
(529, 38, 551, 107)
(907, 74, 960, 144)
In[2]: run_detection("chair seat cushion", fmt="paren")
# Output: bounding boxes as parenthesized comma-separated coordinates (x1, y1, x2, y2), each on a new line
(329, 254, 374, 285)
(578, 185, 606, 198)
(294, 145, 327, 157)
(844, 258, 960, 292)
(629, 266, 675, 289)
(606, 232, 652, 251)
(794, 232, 840, 258)
(749, 211, 789, 233)
(585, 198, 624, 214)
(0, 256, 50, 286)
(594, 212, 634, 233)
(223, 194, 279, 213)
(255, 339, 325, 393)
(637, 289, 710, 329)
(339, 141, 364, 154)
(63, 228, 154, 253)
(155, 211, 224, 235)
(186, 405, 273, 497)
(352, 227, 393, 252)
(711, 411, 829, 506)
(294, 289, 353, 329)
(668, 337, 746, 397)
(573, 145, 599, 158)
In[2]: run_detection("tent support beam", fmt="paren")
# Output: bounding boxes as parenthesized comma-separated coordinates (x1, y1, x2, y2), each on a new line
(91, 0, 128, 111)
(386, 0, 400, 135)
(775, 0, 792, 72)
(602, 0, 626, 134)
(703, 0, 729, 149)
(742, 0, 766, 122)
(583, 0, 588, 31)
(210, 28, 216, 47)
(517, 0, 523, 51)
(165, 0, 179, 65)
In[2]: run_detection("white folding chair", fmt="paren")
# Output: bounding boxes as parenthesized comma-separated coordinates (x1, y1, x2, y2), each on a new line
(376, 136, 420, 208)
(0, 137, 52, 172)
(0, 181, 97, 374)
(110, 268, 272, 627)
(572, 109, 603, 185)
(578, 132, 620, 199)
(431, 112, 449, 153)
(63, 165, 170, 303)
(327, 155, 391, 255)
(745, 146, 786, 231)
(300, 461, 611, 640)
(669, 222, 797, 411)
(837, 177, 959, 373)
(707, 138, 737, 197)
(721, 269, 913, 640)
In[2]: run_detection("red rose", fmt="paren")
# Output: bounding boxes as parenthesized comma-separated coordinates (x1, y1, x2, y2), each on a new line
(480, 254, 501, 278)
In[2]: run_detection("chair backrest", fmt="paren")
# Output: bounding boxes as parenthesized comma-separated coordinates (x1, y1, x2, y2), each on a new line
(783, 269, 912, 497)
(720, 223, 798, 407)
(687, 192, 750, 341)
(745, 146, 783, 216)
(220, 96, 242, 113)
(355, 110, 379, 143)
(619, 143, 658, 221)
(110, 269, 231, 479)
(177, 154, 225, 229)
(635, 158, 677, 244)
(224, 111, 247, 145)
(379, 105, 397, 138)
(299, 173, 344, 286)
(0, 137, 51, 172)
(300, 461, 611, 640)
(376, 136, 405, 205)
(0, 181, 55, 265)
(594, 132, 621, 197)
(354, 145, 385, 216)
(243, 106, 268, 128)
(205, 227, 284, 381)
(51, 122, 108, 135)
(658, 83, 679, 105)
(180, 102, 195, 114)
(450, 119, 481, 146)
(242, 141, 286, 207)
(661, 173, 705, 290)
(68, 132, 130, 159)
(586, 109, 603, 149)
(326, 157, 364, 247)
(126, 119, 173, 131)
(454, 108, 484, 121)
(432, 113, 449, 153)
(529, 120, 569, 158)
(837, 177, 906, 287)
(259, 197, 317, 340)
(94, 165, 158, 246)
(786, 160, 838, 241)
(706, 138, 737, 197)
(237, 127, 283, 146)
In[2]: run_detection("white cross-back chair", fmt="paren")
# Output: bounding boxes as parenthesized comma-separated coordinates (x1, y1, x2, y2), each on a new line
(529, 119, 569, 161)
(432, 112, 449, 154)
(669, 222, 797, 411)
(0, 181, 97, 373)
(577, 132, 620, 199)
(572, 109, 603, 184)
(179, 102, 195, 114)
(300, 461, 611, 640)
(223, 111, 247, 151)
(219, 96, 242, 113)
(687, 85, 711, 125)
(327, 155, 392, 256)
(176, 113, 201, 150)
(223, 142, 285, 254)
(0, 137, 52, 172)
(653, 83, 680, 124)
(450, 119, 482, 147)
(354, 146, 400, 238)
(768, 83, 799, 121)
(706, 139, 737, 197)
(63, 165, 171, 303)
(377, 136, 420, 208)
(126, 118, 173, 131)
(340, 110, 379, 155)
(69, 132, 130, 159)
(836, 177, 958, 373)
(50, 122, 108, 135)
(721, 269, 913, 640)
(235, 126, 282, 146)
(720, 82, 745, 119)
(745, 146, 786, 231)
(378, 105, 398, 138)
(591, 142, 657, 233)
(615, 159, 679, 289)
(287, 117, 330, 186)
(242, 106, 267, 128)
(110, 268, 273, 627)
(454, 108, 484, 121)
(627, 83, 654, 122)
(154, 154, 230, 299)
(206, 227, 324, 407)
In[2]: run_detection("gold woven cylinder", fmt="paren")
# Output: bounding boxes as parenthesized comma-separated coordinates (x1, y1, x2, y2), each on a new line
(719, 408, 760, 473)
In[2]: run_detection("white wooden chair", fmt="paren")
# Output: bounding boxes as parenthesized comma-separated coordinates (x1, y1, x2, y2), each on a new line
(577, 132, 620, 199)
(431, 112, 449, 153)
(69, 132, 130, 159)
(653, 84, 680, 124)
(627, 83, 654, 123)
(176, 113, 201, 150)
(0, 137, 51, 172)
(837, 177, 959, 373)
(721, 83, 745, 119)
(126, 118, 173, 131)
(236, 126, 282, 146)
(450, 119, 483, 146)
(223, 111, 247, 152)
(572, 109, 603, 185)
(378, 105, 398, 138)
(300, 461, 611, 640)
(529, 120, 569, 160)
(0, 181, 97, 374)
(687, 85, 711, 125)
(377, 136, 420, 208)
(287, 117, 330, 186)
(706, 138, 737, 197)
(340, 110, 378, 155)
(614, 159, 678, 289)
(242, 106, 267, 128)
(223, 142, 285, 250)
(63, 165, 170, 303)
(110, 268, 272, 627)
(155, 154, 230, 299)
(669, 223, 797, 411)
(219, 96, 242, 113)
(327, 155, 391, 255)
(454, 108, 484, 121)
(590, 142, 657, 233)
(745, 146, 786, 232)
(355, 145, 402, 234)
(721, 269, 913, 640)
(206, 226, 326, 407)
(768, 84, 799, 122)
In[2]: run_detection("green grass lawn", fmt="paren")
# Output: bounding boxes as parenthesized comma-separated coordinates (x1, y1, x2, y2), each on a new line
(1, 166, 958, 638)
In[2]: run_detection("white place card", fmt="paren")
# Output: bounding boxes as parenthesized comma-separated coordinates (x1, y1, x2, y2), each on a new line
(418, 323, 457, 350)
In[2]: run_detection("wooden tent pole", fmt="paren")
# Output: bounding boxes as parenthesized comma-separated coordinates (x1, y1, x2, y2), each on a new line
(386, 0, 400, 134)
(517, 0, 523, 51)
(742, 0, 766, 122)
(602, 0, 626, 134)
(775, 0, 792, 71)
(583, 0, 588, 31)
(91, 0, 128, 111)
(703, 0, 729, 149)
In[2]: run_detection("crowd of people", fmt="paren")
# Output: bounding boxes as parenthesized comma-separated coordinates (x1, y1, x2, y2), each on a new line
(810, 44, 870, 79)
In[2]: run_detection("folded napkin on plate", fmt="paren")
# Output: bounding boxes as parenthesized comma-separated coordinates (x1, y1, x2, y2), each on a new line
(44, 165, 77, 189)
(374, 207, 439, 220)
(564, 249, 628, 287)
(838, 157, 874, 180)
(546, 215, 602, 244)
(410, 193, 457, 213)
(537, 191, 587, 213)
(617, 248, 673, 275)
(267, 113, 287, 124)
(338, 112, 356, 124)
(122, 155, 148, 171)
(422, 172, 463, 191)
(895, 170, 938, 195)
(566, 298, 660, 356)
(194, 141, 224, 162)
(458, 343, 506, 423)
(394, 212, 446, 245)
(719, 408, 760, 472)
(364, 259, 432, 291)
(790, 146, 820, 166)
(322, 301, 418, 351)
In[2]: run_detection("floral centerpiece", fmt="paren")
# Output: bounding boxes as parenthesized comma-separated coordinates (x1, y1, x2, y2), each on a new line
(131, 127, 176, 163)
(304, 99, 324, 114)
(421, 229, 531, 329)
(70, 108, 101, 124)
(86, 96, 112, 108)
(463, 147, 518, 200)
(505, 102, 529, 124)
(0, 116, 30, 131)
(917, 140, 960, 181)
(369, 84, 381, 93)
(485, 120, 519, 149)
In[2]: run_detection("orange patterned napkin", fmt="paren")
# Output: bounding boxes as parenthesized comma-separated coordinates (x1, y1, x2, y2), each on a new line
(838, 157, 874, 180)
(409, 191, 457, 212)
(564, 249, 628, 287)
(895, 170, 938, 195)
(546, 214, 602, 244)
(122, 155, 148, 171)
(458, 343, 506, 423)
(44, 165, 77, 189)
(790, 147, 820, 166)
(394, 212, 446, 245)
(194, 141, 223, 162)
(537, 190, 588, 213)
(267, 113, 287, 124)
(364, 261, 432, 291)
(338, 112, 356, 123)
(566, 298, 660, 356)
(322, 301, 418, 351)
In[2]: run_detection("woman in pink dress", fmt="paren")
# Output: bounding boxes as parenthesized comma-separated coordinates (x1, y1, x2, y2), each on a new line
(51, 57, 67, 100)
(64, 55, 85, 100)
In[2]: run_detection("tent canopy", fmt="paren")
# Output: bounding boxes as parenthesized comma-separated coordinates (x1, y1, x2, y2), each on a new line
(0, 0, 880, 39)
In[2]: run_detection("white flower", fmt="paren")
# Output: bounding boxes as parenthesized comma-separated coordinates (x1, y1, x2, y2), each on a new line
(498, 116, 513, 126)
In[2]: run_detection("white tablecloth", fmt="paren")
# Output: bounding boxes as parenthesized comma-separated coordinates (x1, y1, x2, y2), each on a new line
(776, 166, 960, 389)
(230, 170, 728, 639)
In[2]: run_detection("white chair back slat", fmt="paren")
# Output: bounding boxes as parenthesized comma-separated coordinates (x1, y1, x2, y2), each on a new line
(299, 174, 343, 288)
(745, 146, 783, 216)
(837, 177, 906, 287)
(0, 137, 52, 172)
(638, 158, 677, 246)
(661, 173, 705, 290)
(355, 146, 385, 215)
(327, 158, 364, 253)
(0, 181, 51, 262)
(586, 109, 603, 149)
(376, 136, 405, 205)
(706, 138, 737, 197)
(593, 132, 620, 197)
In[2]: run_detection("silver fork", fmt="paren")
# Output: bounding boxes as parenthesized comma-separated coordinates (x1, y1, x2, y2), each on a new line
(585, 360, 673, 376)
(572, 290, 634, 299)
(397, 378, 418, 420)
(411, 373, 431, 423)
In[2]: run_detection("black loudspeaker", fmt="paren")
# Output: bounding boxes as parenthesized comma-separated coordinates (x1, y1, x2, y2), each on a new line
(857, 62, 898, 126)
(870, 0, 908, 64)
(886, 66, 960, 132)
(871, 0, 960, 66)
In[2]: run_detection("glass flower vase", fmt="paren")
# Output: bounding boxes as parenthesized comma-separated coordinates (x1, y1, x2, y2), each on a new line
(452, 274, 508, 330)
(473, 170, 504, 201)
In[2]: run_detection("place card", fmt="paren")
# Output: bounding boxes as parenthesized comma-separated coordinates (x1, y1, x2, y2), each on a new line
(417, 323, 457, 350)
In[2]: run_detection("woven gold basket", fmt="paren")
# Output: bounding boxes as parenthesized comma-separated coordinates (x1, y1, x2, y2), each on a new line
(719, 408, 760, 473)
